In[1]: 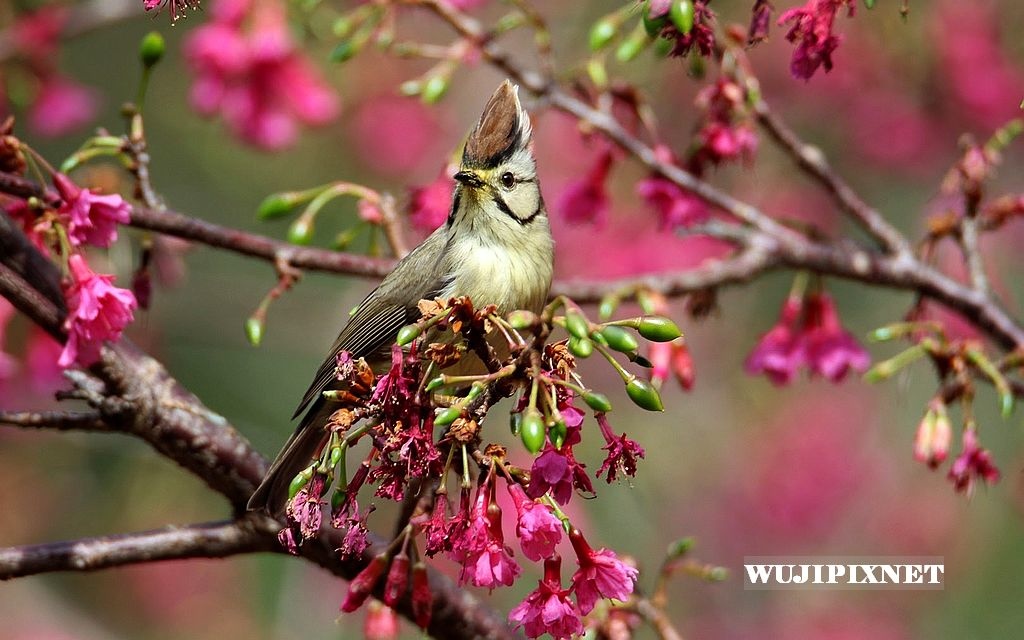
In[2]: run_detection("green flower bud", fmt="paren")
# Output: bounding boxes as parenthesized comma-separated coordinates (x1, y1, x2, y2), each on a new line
(565, 311, 590, 340)
(864, 0, 876, 8)
(615, 31, 650, 63)
(642, 3, 668, 37)
(507, 310, 538, 330)
(568, 335, 593, 358)
(425, 376, 445, 392)
(245, 317, 264, 347)
(598, 295, 618, 321)
(332, 15, 353, 37)
(653, 34, 674, 57)
(549, 418, 568, 449)
(330, 40, 358, 63)
(139, 31, 166, 69)
(288, 467, 313, 499)
(626, 376, 664, 411)
(520, 410, 545, 454)
(257, 193, 300, 219)
(287, 217, 315, 245)
(638, 315, 682, 342)
(600, 325, 640, 353)
(582, 390, 612, 413)
(396, 323, 422, 346)
(329, 445, 343, 468)
(434, 406, 462, 427)
(589, 19, 618, 51)
(421, 75, 450, 105)
(706, 566, 729, 582)
(666, 536, 695, 558)
(670, 0, 695, 35)
(509, 411, 523, 436)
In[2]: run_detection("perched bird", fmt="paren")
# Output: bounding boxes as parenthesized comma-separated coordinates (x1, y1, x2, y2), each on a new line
(248, 80, 554, 513)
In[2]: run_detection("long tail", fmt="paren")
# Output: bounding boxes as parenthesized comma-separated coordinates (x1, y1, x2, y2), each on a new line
(247, 399, 335, 514)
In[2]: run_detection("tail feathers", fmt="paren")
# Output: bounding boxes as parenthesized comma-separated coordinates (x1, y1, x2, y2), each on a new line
(248, 400, 334, 514)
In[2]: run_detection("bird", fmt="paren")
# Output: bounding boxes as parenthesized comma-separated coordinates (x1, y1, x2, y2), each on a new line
(248, 80, 554, 513)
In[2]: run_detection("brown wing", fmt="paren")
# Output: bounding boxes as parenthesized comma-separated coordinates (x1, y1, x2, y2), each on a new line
(291, 229, 453, 419)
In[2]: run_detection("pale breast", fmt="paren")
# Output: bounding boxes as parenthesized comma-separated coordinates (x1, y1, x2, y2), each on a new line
(442, 234, 553, 314)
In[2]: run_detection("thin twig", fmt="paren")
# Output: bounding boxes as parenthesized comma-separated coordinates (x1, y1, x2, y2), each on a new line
(0, 410, 111, 432)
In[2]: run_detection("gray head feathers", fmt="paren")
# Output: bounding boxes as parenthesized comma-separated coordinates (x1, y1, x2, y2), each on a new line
(462, 80, 532, 168)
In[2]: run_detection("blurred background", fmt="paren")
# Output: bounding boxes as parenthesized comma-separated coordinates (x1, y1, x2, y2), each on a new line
(2, 0, 1024, 638)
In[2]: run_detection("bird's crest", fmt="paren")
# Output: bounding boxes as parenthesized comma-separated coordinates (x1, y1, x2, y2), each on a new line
(463, 80, 532, 168)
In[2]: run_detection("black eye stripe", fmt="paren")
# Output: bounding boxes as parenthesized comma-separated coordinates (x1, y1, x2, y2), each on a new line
(491, 195, 542, 226)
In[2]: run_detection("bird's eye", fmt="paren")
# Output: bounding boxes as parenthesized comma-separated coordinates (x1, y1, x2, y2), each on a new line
(500, 172, 516, 189)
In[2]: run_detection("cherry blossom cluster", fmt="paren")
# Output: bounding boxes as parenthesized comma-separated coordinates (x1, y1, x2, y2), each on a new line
(276, 296, 683, 637)
(0, 123, 137, 369)
(183, 0, 339, 149)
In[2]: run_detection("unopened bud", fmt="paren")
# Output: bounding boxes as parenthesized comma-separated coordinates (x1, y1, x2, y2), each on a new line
(425, 376, 445, 392)
(667, 536, 695, 558)
(330, 40, 359, 63)
(601, 325, 640, 353)
(287, 217, 315, 245)
(257, 192, 301, 219)
(396, 323, 422, 346)
(245, 316, 264, 346)
(287, 467, 313, 500)
(411, 561, 431, 629)
(434, 405, 462, 427)
(341, 553, 389, 612)
(670, 0, 696, 35)
(913, 400, 951, 469)
(520, 409, 546, 454)
(638, 315, 682, 342)
(549, 417, 568, 449)
(615, 29, 650, 63)
(626, 376, 664, 412)
(139, 31, 165, 69)
(383, 552, 410, 607)
(582, 390, 612, 413)
(507, 309, 538, 330)
(565, 311, 590, 340)
(589, 19, 618, 51)
(642, 2, 669, 36)
(568, 335, 593, 358)
(421, 75, 450, 105)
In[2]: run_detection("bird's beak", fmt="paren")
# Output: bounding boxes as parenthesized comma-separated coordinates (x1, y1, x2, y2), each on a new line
(453, 170, 485, 188)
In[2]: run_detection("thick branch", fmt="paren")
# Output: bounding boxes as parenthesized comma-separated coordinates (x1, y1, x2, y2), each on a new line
(0, 520, 271, 580)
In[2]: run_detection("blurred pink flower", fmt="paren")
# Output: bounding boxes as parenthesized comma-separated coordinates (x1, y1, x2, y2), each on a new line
(363, 601, 399, 640)
(0, 299, 18, 382)
(441, 0, 487, 11)
(914, 399, 952, 470)
(408, 167, 454, 231)
(26, 327, 63, 392)
(803, 292, 870, 382)
(508, 556, 581, 640)
(778, 0, 855, 80)
(745, 295, 806, 385)
(350, 96, 438, 174)
(556, 150, 613, 226)
(933, 1, 1024, 129)
(11, 6, 66, 60)
(947, 429, 1000, 495)
(53, 173, 131, 248)
(636, 175, 710, 230)
(28, 75, 99, 138)
(184, 0, 339, 150)
(59, 254, 138, 368)
(568, 528, 638, 615)
(698, 121, 758, 163)
(748, 0, 774, 45)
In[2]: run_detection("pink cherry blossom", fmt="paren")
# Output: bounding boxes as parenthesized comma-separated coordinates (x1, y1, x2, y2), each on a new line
(184, 0, 339, 150)
(408, 167, 454, 232)
(449, 489, 520, 589)
(777, 0, 855, 80)
(0, 299, 18, 382)
(59, 255, 138, 368)
(507, 483, 563, 561)
(556, 150, 613, 226)
(53, 173, 131, 248)
(636, 175, 711, 230)
(508, 556, 582, 640)
(568, 528, 638, 615)
(143, 0, 201, 23)
(947, 429, 1000, 496)
(744, 295, 806, 385)
(363, 601, 398, 640)
(595, 413, 645, 484)
(28, 75, 99, 138)
(802, 292, 870, 382)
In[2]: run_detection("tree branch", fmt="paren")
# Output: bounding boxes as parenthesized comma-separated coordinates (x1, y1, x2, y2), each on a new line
(0, 409, 111, 432)
(0, 520, 272, 580)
